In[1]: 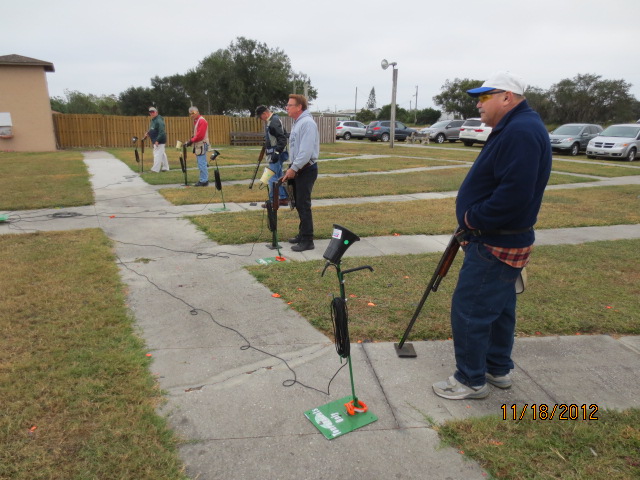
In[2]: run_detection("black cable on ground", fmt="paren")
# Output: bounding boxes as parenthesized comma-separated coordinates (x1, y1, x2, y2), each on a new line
(90, 203, 343, 396)
(118, 259, 346, 396)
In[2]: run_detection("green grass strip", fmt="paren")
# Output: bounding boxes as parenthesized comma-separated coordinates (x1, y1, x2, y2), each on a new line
(0, 229, 187, 479)
(247, 239, 640, 342)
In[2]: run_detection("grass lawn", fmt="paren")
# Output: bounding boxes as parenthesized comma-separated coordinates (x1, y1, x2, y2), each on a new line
(0, 151, 94, 210)
(438, 408, 640, 479)
(161, 169, 591, 206)
(189, 185, 640, 245)
(551, 158, 640, 177)
(247, 239, 640, 342)
(0, 229, 187, 479)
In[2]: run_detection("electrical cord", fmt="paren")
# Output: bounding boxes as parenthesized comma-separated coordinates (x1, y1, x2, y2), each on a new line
(331, 296, 350, 358)
(117, 252, 345, 396)
(86, 200, 342, 396)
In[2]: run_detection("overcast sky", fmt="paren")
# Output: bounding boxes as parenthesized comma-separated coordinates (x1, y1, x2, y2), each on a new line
(3, 0, 639, 114)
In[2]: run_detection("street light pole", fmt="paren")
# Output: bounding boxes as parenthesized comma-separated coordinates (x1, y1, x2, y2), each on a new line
(381, 59, 398, 149)
(414, 85, 418, 124)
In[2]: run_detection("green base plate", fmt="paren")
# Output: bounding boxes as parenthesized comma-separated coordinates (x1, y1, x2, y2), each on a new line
(256, 256, 287, 265)
(0, 214, 7, 223)
(209, 207, 230, 212)
(304, 396, 377, 440)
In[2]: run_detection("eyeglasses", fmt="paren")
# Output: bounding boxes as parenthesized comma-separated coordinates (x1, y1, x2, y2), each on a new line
(477, 90, 506, 103)
(286, 103, 298, 108)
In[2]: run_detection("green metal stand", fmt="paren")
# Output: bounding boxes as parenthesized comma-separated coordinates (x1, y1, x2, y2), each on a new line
(257, 181, 285, 263)
(305, 260, 376, 439)
(209, 151, 230, 212)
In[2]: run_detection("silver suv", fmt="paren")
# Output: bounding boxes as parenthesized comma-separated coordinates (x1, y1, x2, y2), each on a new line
(335, 120, 366, 140)
(419, 119, 464, 144)
(586, 124, 640, 162)
(549, 123, 603, 156)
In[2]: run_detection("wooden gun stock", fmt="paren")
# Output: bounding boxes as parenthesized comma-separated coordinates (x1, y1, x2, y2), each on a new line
(249, 146, 266, 189)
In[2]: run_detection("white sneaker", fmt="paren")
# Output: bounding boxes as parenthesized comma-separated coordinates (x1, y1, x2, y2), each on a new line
(433, 376, 489, 400)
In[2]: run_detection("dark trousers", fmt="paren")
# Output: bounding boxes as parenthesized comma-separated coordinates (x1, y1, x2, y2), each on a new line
(294, 164, 318, 240)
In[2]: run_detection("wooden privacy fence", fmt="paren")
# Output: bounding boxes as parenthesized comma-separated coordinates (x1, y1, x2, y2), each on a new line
(52, 114, 336, 148)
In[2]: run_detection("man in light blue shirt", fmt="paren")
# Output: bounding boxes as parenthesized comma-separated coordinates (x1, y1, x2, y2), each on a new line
(282, 94, 319, 252)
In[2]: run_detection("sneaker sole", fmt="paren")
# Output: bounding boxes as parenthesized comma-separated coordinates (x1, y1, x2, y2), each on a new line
(433, 385, 489, 400)
(486, 377, 512, 389)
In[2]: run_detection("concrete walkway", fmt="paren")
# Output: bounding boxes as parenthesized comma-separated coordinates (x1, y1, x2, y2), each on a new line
(2, 151, 640, 480)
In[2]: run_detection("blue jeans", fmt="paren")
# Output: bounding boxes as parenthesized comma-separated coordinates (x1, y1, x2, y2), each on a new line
(267, 159, 288, 201)
(196, 144, 209, 183)
(451, 242, 522, 387)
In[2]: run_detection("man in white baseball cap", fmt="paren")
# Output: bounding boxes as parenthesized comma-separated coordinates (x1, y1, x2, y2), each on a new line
(467, 71, 527, 96)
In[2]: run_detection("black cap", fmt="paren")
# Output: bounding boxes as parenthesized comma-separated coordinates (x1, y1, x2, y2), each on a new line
(255, 105, 268, 117)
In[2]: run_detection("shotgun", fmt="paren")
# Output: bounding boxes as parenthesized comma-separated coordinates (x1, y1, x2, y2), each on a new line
(132, 136, 140, 163)
(179, 153, 187, 186)
(249, 146, 266, 189)
(140, 137, 145, 173)
(395, 232, 461, 357)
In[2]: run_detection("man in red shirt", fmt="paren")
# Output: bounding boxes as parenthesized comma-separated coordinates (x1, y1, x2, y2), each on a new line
(185, 106, 210, 187)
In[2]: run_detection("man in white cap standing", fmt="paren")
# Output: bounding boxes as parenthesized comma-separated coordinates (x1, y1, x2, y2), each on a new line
(432, 71, 551, 400)
(144, 107, 169, 173)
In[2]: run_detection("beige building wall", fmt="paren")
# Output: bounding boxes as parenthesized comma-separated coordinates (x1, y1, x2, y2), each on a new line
(0, 65, 57, 151)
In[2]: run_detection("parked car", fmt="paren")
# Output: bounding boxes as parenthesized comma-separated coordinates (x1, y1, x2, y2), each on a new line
(335, 120, 366, 140)
(364, 120, 416, 142)
(459, 118, 492, 147)
(419, 119, 464, 144)
(549, 123, 603, 156)
(586, 124, 640, 161)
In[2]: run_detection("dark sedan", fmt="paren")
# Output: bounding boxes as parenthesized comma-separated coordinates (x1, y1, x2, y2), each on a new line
(365, 120, 416, 142)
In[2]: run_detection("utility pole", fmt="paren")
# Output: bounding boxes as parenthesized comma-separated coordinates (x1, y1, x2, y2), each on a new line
(381, 59, 398, 148)
(414, 85, 418, 123)
(354, 87, 357, 120)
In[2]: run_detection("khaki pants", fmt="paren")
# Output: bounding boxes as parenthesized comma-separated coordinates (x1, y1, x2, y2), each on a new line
(151, 143, 169, 172)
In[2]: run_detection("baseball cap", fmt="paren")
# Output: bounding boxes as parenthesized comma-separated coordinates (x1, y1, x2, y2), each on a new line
(255, 105, 268, 117)
(148, 107, 157, 112)
(467, 71, 526, 97)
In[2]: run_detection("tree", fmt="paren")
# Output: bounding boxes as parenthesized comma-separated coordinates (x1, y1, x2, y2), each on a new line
(366, 87, 376, 110)
(415, 107, 441, 125)
(432, 78, 483, 119)
(356, 109, 376, 124)
(190, 37, 317, 115)
(523, 86, 554, 124)
(119, 86, 155, 116)
(50, 89, 121, 115)
(545, 74, 635, 124)
(148, 74, 191, 116)
(377, 104, 411, 124)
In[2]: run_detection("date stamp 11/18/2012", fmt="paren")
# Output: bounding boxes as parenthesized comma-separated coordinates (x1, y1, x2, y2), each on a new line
(501, 404, 599, 421)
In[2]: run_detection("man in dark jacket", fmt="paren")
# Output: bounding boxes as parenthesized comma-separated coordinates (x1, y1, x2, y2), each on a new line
(256, 105, 289, 206)
(144, 107, 169, 172)
(433, 71, 552, 400)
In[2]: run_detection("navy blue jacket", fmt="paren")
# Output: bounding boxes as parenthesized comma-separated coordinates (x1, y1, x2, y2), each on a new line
(456, 100, 552, 248)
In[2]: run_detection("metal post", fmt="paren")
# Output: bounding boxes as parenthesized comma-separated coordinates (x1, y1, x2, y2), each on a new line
(354, 87, 357, 120)
(390, 67, 398, 149)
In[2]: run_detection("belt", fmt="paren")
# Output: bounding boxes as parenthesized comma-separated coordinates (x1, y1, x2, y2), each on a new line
(456, 227, 532, 242)
(298, 160, 317, 172)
